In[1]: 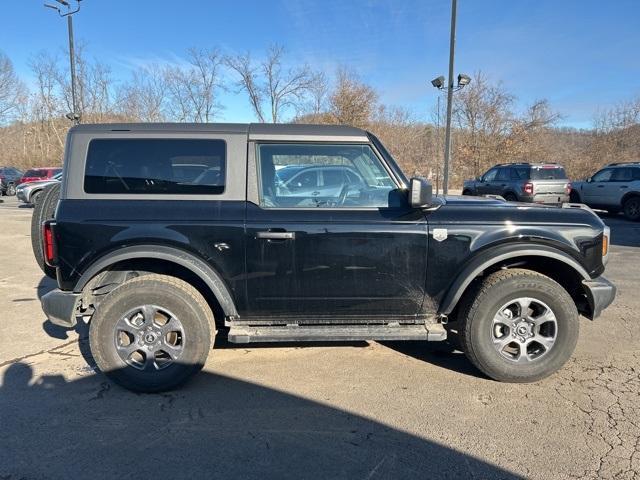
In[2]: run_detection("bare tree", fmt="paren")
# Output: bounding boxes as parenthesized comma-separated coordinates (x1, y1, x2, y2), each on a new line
(225, 52, 265, 122)
(116, 64, 167, 122)
(226, 45, 315, 123)
(0, 51, 26, 123)
(164, 48, 225, 122)
(306, 71, 329, 116)
(328, 68, 378, 128)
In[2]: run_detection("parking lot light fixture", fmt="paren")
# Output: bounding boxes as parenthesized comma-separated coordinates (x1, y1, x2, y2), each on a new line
(44, 0, 82, 125)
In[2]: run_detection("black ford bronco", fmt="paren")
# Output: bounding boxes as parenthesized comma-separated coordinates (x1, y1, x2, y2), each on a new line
(40, 123, 615, 392)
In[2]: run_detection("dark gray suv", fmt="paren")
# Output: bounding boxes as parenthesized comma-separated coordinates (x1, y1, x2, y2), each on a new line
(463, 163, 571, 204)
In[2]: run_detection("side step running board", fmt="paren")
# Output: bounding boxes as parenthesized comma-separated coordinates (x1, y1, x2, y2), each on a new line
(227, 323, 447, 344)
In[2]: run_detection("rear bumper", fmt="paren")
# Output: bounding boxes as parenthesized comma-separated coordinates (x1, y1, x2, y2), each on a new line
(520, 193, 570, 204)
(583, 276, 616, 320)
(41, 289, 79, 328)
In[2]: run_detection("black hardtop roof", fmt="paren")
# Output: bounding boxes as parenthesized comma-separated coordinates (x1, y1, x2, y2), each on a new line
(69, 122, 370, 140)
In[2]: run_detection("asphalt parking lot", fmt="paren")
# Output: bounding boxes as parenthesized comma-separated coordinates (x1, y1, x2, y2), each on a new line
(0, 195, 638, 480)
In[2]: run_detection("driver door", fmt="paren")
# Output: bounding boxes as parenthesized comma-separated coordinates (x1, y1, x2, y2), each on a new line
(477, 168, 498, 195)
(244, 142, 429, 320)
(582, 168, 613, 206)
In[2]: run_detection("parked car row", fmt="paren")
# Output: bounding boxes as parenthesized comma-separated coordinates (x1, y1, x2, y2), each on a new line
(0, 166, 62, 199)
(16, 172, 62, 205)
(463, 161, 640, 221)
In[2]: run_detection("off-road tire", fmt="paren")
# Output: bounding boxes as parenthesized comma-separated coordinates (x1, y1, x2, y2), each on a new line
(503, 192, 517, 202)
(459, 269, 579, 383)
(462, 189, 473, 196)
(30, 183, 60, 279)
(89, 274, 215, 393)
(622, 196, 640, 221)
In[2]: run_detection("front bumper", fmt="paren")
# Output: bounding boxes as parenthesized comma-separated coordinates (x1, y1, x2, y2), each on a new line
(16, 189, 27, 203)
(41, 289, 80, 328)
(583, 276, 616, 320)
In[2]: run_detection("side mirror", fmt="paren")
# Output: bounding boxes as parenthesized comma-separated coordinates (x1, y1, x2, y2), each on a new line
(476, 176, 482, 182)
(409, 177, 433, 208)
(586, 177, 592, 183)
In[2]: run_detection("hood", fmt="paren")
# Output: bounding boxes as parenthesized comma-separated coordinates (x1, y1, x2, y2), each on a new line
(435, 194, 604, 228)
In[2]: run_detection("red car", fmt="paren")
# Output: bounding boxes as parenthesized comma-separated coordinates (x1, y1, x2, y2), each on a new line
(19, 167, 62, 185)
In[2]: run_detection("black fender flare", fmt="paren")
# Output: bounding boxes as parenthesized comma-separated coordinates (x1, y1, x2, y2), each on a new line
(73, 245, 238, 317)
(438, 244, 591, 315)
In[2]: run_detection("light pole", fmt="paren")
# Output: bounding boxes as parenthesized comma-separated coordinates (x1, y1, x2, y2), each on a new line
(430, 0, 470, 195)
(44, 0, 82, 124)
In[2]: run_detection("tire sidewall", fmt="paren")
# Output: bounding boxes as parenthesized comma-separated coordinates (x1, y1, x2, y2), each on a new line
(623, 197, 640, 221)
(467, 276, 578, 382)
(89, 280, 212, 392)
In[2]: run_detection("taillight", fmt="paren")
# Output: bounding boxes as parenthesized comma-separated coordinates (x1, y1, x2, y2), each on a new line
(523, 182, 534, 195)
(42, 221, 56, 266)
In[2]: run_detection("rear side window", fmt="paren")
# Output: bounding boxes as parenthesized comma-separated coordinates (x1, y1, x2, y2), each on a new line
(496, 168, 510, 181)
(511, 167, 529, 180)
(611, 167, 634, 181)
(529, 166, 567, 180)
(84, 139, 226, 195)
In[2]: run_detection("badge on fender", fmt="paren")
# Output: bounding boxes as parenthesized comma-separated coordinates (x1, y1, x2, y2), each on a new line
(432, 228, 448, 242)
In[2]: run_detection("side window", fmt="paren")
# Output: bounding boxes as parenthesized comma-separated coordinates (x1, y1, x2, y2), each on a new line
(611, 168, 633, 182)
(496, 168, 510, 181)
(84, 138, 226, 195)
(482, 168, 498, 182)
(632, 167, 640, 181)
(288, 170, 318, 190)
(591, 169, 613, 183)
(257, 143, 397, 208)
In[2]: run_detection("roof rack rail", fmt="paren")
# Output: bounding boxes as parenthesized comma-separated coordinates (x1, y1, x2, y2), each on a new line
(493, 162, 558, 167)
(494, 162, 531, 166)
(606, 161, 640, 166)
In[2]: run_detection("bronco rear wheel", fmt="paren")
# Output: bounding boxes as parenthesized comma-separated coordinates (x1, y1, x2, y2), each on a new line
(459, 269, 579, 383)
(89, 274, 215, 392)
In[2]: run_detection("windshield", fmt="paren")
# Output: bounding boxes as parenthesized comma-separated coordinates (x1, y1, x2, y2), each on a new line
(529, 166, 568, 180)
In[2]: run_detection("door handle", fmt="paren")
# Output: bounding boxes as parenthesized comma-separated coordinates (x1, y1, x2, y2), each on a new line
(620, 185, 629, 189)
(256, 231, 295, 240)
(597, 185, 605, 188)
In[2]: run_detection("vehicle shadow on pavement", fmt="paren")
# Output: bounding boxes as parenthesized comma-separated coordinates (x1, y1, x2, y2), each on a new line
(36, 275, 57, 299)
(380, 338, 486, 380)
(0, 361, 522, 480)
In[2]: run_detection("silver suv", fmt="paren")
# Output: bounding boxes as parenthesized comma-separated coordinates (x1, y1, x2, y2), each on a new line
(463, 163, 570, 204)
(570, 162, 640, 221)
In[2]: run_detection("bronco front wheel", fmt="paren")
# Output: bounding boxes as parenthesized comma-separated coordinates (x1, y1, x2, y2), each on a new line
(89, 274, 215, 392)
(459, 269, 579, 383)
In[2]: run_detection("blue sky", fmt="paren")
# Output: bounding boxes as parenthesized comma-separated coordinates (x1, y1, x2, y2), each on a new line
(2, 0, 639, 128)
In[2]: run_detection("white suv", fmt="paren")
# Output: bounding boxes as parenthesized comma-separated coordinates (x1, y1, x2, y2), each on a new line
(570, 162, 640, 220)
